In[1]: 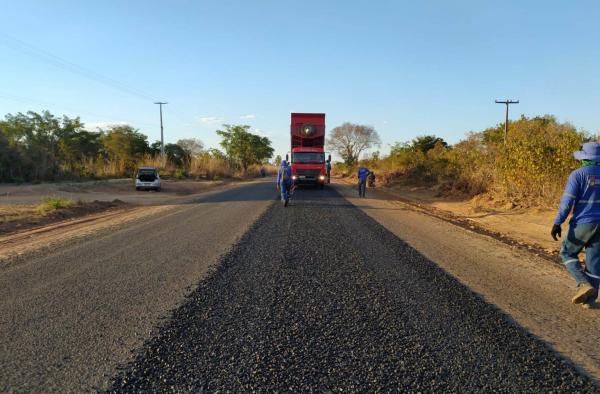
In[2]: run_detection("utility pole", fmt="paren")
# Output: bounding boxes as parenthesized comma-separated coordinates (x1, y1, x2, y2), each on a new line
(495, 99, 519, 144)
(154, 102, 168, 156)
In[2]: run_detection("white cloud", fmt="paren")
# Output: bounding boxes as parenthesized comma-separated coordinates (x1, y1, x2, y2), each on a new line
(200, 116, 225, 125)
(240, 114, 256, 119)
(253, 128, 272, 138)
(85, 121, 130, 130)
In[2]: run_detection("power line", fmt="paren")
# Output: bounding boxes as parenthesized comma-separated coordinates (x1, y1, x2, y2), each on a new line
(495, 99, 519, 144)
(0, 91, 158, 129)
(0, 34, 159, 102)
(0, 35, 205, 143)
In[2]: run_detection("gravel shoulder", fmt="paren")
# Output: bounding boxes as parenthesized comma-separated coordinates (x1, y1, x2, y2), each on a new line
(333, 182, 600, 383)
(108, 186, 596, 392)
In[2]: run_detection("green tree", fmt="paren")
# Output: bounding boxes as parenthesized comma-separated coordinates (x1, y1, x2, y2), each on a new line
(165, 143, 190, 167)
(0, 111, 89, 181)
(274, 154, 282, 166)
(410, 135, 448, 153)
(100, 125, 149, 173)
(327, 122, 381, 166)
(216, 125, 274, 173)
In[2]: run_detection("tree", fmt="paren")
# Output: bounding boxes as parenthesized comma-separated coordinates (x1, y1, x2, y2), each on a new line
(216, 125, 274, 173)
(176, 138, 204, 157)
(165, 143, 190, 167)
(410, 135, 447, 153)
(100, 125, 149, 173)
(274, 154, 282, 166)
(327, 122, 380, 166)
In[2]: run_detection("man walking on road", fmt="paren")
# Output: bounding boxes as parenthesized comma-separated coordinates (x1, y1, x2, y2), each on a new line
(277, 159, 292, 207)
(357, 166, 370, 198)
(326, 159, 332, 184)
(552, 142, 600, 308)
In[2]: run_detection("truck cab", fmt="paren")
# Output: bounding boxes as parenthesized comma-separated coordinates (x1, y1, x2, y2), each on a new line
(289, 113, 327, 189)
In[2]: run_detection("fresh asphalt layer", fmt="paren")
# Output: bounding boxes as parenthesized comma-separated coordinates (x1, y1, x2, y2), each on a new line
(0, 180, 275, 393)
(108, 186, 596, 393)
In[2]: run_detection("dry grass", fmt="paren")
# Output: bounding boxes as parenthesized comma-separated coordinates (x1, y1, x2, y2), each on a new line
(0, 204, 38, 223)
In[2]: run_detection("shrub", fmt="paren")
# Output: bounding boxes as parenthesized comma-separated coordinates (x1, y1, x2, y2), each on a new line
(350, 115, 588, 206)
(37, 197, 75, 214)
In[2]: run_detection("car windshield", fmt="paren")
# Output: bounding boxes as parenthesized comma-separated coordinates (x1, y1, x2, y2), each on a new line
(138, 169, 156, 176)
(292, 153, 325, 164)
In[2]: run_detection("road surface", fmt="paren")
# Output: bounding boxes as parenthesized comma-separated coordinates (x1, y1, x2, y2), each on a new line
(0, 180, 597, 392)
(0, 180, 275, 392)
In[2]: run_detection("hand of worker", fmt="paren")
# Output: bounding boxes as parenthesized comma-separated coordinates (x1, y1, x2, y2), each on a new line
(551, 224, 562, 241)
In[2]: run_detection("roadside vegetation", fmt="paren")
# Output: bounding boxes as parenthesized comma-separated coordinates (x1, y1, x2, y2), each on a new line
(36, 196, 75, 214)
(331, 115, 590, 208)
(0, 110, 274, 183)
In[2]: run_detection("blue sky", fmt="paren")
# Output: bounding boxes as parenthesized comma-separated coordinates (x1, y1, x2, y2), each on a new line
(1, 0, 599, 158)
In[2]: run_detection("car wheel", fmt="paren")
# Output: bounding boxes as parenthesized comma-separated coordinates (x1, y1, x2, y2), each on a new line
(136, 187, 140, 191)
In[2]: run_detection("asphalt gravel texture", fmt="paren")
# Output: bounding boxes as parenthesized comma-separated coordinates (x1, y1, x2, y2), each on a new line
(109, 187, 597, 393)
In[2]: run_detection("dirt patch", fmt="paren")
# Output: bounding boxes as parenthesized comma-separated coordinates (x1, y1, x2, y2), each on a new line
(336, 176, 562, 257)
(0, 178, 242, 206)
(0, 200, 128, 236)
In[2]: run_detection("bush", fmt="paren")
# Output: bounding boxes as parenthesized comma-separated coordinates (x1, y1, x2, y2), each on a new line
(350, 115, 589, 207)
(175, 168, 187, 179)
(37, 197, 75, 214)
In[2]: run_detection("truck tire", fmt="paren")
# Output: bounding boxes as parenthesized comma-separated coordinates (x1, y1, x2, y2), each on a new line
(320, 183, 324, 190)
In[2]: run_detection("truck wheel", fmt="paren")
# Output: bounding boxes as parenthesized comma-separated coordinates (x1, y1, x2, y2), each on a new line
(320, 183, 324, 190)
(136, 187, 140, 191)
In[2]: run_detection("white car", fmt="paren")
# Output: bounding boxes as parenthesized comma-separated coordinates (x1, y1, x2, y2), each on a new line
(135, 167, 161, 191)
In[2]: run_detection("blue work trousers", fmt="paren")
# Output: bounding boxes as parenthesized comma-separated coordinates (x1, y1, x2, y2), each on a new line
(280, 181, 291, 202)
(560, 223, 600, 301)
(358, 180, 366, 197)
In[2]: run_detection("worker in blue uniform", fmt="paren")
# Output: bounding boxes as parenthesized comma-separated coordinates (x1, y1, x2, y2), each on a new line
(357, 166, 371, 198)
(326, 159, 332, 184)
(552, 142, 600, 308)
(277, 160, 293, 207)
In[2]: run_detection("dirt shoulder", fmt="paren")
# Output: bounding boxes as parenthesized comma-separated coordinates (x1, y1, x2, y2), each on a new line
(338, 177, 561, 258)
(0, 199, 128, 236)
(0, 178, 264, 262)
(0, 178, 235, 206)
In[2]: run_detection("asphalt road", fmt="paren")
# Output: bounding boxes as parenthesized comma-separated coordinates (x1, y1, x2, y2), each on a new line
(0, 180, 275, 393)
(107, 186, 596, 392)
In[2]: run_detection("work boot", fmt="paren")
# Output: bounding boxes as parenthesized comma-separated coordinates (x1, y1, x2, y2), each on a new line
(572, 282, 595, 304)
(284, 198, 289, 207)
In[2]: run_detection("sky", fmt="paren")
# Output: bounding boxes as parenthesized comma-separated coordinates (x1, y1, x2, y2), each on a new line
(1, 0, 600, 158)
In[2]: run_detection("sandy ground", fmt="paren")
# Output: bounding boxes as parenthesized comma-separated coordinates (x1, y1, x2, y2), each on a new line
(0, 179, 263, 262)
(0, 178, 233, 206)
(333, 183, 600, 383)
(340, 177, 561, 254)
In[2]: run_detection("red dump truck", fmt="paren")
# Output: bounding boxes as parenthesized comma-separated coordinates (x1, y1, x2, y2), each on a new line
(289, 113, 329, 189)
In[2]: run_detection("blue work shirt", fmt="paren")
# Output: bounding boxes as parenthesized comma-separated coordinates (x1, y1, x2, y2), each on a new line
(554, 165, 600, 225)
(277, 165, 292, 185)
(358, 167, 370, 182)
